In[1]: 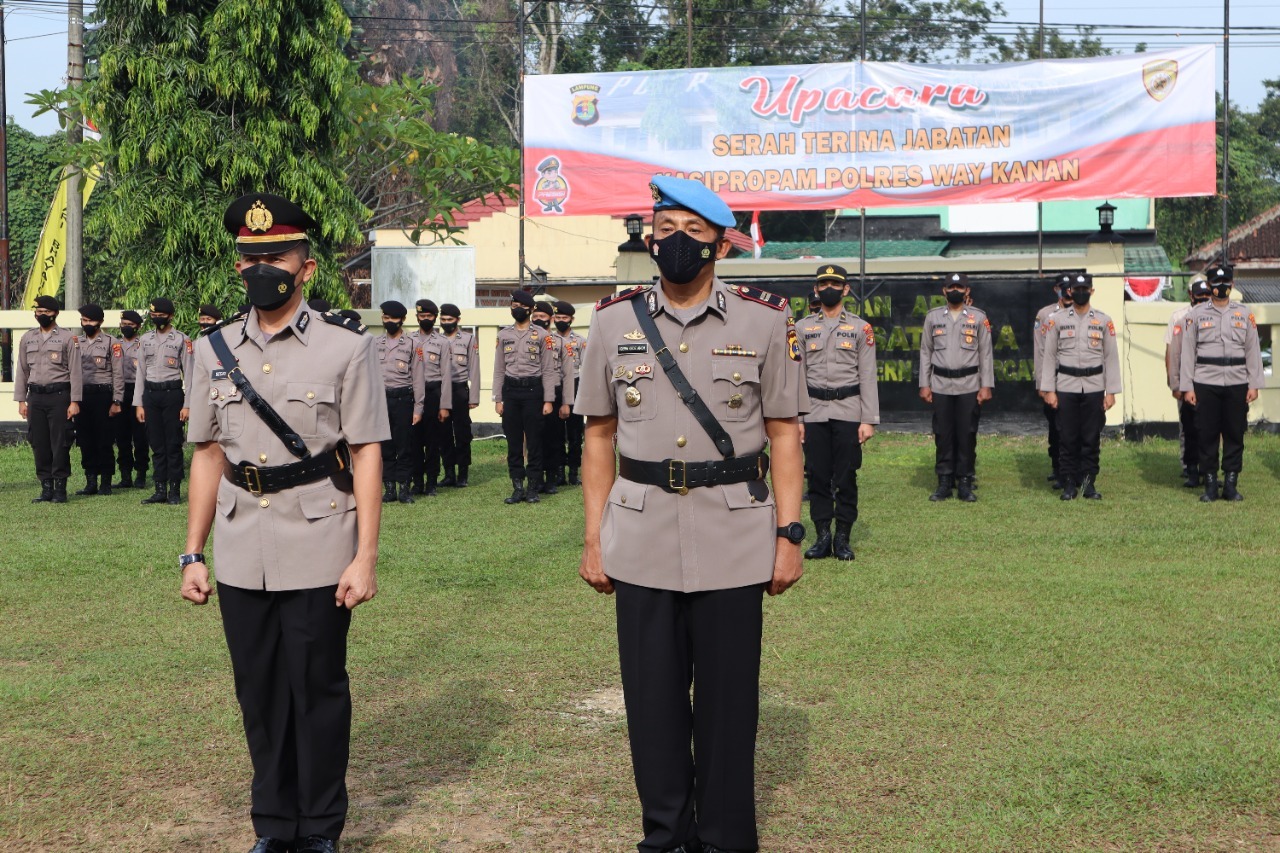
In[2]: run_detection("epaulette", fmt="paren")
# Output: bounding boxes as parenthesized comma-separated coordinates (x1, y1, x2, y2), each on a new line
(728, 283, 787, 310)
(323, 312, 367, 335)
(596, 285, 648, 311)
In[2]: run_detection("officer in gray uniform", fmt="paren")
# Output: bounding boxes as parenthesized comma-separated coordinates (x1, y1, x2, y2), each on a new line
(1165, 275, 1210, 488)
(552, 300, 588, 485)
(1034, 276, 1073, 489)
(133, 297, 194, 505)
(798, 264, 878, 561)
(438, 303, 480, 487)
(15, 295, 83, 503)
(376, 300, 425, 504)
(73, 304, 125, 496)
(182, 192, 390, 853)
(1039, 274, 1123, 500)
(113, 310, 150, 488)
(1176, 263, 1265, 502)
(493, 290, 556, 503)
(535, 299, 574, 495)
(918, 274, 994, 502)
(408, 298, 451, 496)
(576, 175, 806, 853)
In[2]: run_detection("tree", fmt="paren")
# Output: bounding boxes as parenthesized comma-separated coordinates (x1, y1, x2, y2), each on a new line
(995, 25, 1110, 62)
(4, 123, 64, 302)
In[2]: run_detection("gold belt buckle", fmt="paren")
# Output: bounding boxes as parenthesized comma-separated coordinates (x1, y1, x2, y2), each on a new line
(667, 459, 689, 496)
(243, 464, 264, 496)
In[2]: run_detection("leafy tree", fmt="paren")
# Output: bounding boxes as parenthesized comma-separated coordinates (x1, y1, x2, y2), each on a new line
(995, 24, 1110, 61)
(4, 123, 64, 302)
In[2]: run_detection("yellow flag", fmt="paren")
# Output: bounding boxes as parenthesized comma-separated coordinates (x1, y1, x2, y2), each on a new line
(22, 167, 99, 308)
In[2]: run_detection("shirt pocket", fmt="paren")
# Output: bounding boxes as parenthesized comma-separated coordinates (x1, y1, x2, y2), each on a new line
(299, 482, 356, 522)
(930, 326, 948, 350)
(612, 361, 656, 422)
(286, 381, 335, 438)
(209, 381, 245, 440)
(711, 359, 759, 422)
(959, 325, 979, 351)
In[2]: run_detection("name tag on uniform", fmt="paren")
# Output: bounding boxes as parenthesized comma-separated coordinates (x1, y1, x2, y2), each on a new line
(211, 368, 229, 381)
(933, 327, 945, 336)
(618, 343, 647, 354)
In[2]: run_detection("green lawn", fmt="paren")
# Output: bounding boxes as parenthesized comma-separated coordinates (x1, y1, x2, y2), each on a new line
(1, 432, 1279, 852)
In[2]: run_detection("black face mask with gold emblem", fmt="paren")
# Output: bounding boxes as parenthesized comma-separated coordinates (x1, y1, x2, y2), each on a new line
(650, 230, 717, 285)
(242, 263, 298, 311)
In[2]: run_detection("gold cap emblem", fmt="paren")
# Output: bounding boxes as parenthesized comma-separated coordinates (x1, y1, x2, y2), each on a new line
(649, 182, 662, 203)
(245, 200, 274, 233)
(825, 267, 834, 274)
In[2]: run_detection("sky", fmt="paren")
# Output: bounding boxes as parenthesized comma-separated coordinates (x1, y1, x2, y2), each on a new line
(3, 0, 1278, 137)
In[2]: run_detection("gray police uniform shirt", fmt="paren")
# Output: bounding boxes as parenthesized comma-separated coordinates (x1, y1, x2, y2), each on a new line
(549, 331, 577, 407)
(1038, 307, 1123, 395)
(120, 337, 142, 384)
(187, 304, 391, 591)
(563, 330, 588, 380)
(1033, 302, 1064, 380)
(574, 279, 808, 593)
(919, 305, 996, 394)
(1164, 303, 1193, 392)
(1176, 300, 1265, 391)
(14, 326, 84, 403)
(409, 328, 454, 411)
(492, 325, 557, 403)
(377, 332, 426, 418)
(131, 328, 194, 407)
(798, 310, 880, 425)
(443, 330, 481, 408)
(77, 332, 126, 403)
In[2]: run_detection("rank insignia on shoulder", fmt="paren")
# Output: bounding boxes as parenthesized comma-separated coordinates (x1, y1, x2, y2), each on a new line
(298, 311, 310, 332)
(731, 284, 787, 310)
(596, 285, 648, 311)
(322, 313, 366, 334)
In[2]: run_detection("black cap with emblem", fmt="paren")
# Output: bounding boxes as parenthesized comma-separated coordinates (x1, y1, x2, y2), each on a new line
(380, 300, 407, 319)
(815, 265, 847, 283)
(223, 193, 318, 255)
(150, 297, 175, 316)
(512, 290, 536, 308)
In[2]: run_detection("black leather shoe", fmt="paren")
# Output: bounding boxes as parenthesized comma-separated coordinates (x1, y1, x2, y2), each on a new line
(661, 843, 701, 853)
(804, 525, 832, 560)
(1200, 473, 1219, 503)
(33, 479, 54, 503)
(929, 475, 953, 502)
(1182, 468, 1201, 488)
(956, 476, 977, 502)
(382, 481, 396, 503)
(52, 479, 69, 503)
(1060, 481, 1078, 501)
(1222, 472, 1243, 501)
(249, 838, 293, 853)
(505, 479, 525, 504)
(76, 474, 98, 496)
(167, 481, 182, 505)
(113, 471, 133, 489)
(295, 835, 338, 853)
(141, 484, 168, 504)
(541, 479, 558, 495)
(398, 482, 415, 504)
(1080, 475, 1102, 500)
(441, 468, 457, 487)
(99, 477, 113, 496)
(833, 524, 856, 561)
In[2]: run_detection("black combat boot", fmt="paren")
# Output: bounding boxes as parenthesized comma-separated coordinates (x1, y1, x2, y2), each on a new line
(382, 481, 395, 503)
(804, 521, 832, 559)
(541, 474, 558, 495)
(505, 478, 525, 504)
(525, 474, 542, 503)
(1200, 473, 1219, 503)
(33, 479, 54, 503)
(440, 466, 457, 487)
(167, 481, 181, 505)
(1060, 479, 1078, 501)
(98, 474, 113, 496)
(52, 479, 69, 503)
(1222, 472, 1243, 501)
(1080, 474, 1102, 500)
(1182, 466, 1201, 488)
(555, 467, 568, 487)
(956, 476, 977, 502)
(76, 474, 99, 496)
(141, 482, 168, 504)
(423, 477, 437, 497)
(456, 465, 469, 487)
(929, 475, 953, 502)
(398, 481, 415, 504)
(409, 476, 424, 496)
(136, 467, 149, 490)
(113, 468, 133, 489)
(833, 522, 855, 561)
(567, 467, 579, 485)
(1048, 470, 1063, 490)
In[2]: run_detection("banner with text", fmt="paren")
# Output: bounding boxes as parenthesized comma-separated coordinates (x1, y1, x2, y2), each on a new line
(524, 47, 1215, 216)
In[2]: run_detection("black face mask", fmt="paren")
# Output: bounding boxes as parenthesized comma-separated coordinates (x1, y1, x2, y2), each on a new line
(817, 288, 845, 308)
(1211, 284, 1231, 299)
(198, 322, 219, 333)
(35, 313, 55, 329)
(554, 320, 572, 333)
(241, 263, 298, 311)
(532, 318, 551, 330)
(383, 320, 402, 335)
(120, 325, 138, 339)
(440, 322, 458, 334)
(419, 319, 435, 333)
(944, 289, 966, 306)
(650, 230, 718, 285)
(1191, 296, 1209, 305)
(511, 307, 530, 323)
(150, 315, 171, 328)
(1071, 290, 1091, 306)
(81, 324, 100, 337)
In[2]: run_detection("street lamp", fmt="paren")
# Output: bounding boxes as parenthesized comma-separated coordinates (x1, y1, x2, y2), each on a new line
(1087, 201, 1122, 243)
(619, 214, 648, 252)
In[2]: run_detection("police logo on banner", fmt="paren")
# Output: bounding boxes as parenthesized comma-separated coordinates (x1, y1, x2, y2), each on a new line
(1143, 60, 1178, 101)
(570, 83, 601, 126)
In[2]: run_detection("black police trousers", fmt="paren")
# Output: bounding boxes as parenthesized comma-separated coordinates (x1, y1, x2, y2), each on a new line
(381, 388, 415, 482)
(501, 381, 544, 481)
(412, 381, 443, 485)
(804, 418, 862, 526)
(1178, 398, 1200, 474)
(219, 583, 352, 842)
(442, 382, 473, 469)
(1193, 382, 1248, 475)
(76, 385, 115, 477)
(1043, 400, 1060, 475)
(563, 377, 584, 470)
(115, 382, 149, 478)
(1056, 391, 1105, 484)
(615, 580, 764, 853)
(932, 391, 980, 477)
(542, 384, 565, 477)
(143, 386, 186, 484)
(27, 388, 73, 480)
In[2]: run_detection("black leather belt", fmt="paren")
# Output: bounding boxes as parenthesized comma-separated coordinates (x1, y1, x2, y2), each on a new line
(424, 380, 442, 389)
(1197, 356, 1246, 367)
(807, 384, 861, 401)
(27, 382, 71, 394)
(146, 379, 183, 391)
(84, 383, 112, 393)
(385, 386, 413, 399)
(226, 443, 351, 495)
(932, 365, 979, 379)
(504, 376, 540, 389)
(619, 452, 769, 495)
(1056, 365, 1103, 377)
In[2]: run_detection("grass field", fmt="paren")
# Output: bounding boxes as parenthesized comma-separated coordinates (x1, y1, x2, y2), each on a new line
(2, 431, 1279, 852)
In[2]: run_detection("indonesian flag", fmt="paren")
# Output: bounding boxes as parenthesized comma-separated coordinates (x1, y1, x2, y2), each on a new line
(1124, 276, 1166, 302)
(750, 210, 765, 259)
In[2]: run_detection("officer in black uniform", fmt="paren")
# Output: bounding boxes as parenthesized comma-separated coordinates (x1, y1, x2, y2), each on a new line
(113, 310, 150, 488)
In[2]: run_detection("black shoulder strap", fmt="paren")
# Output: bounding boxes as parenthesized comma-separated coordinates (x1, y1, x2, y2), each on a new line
(208, 329, 310, 459)
(630, 297, 736, 459)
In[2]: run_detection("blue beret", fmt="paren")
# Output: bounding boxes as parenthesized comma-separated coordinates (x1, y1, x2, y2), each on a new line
(649, 175, 735, 229)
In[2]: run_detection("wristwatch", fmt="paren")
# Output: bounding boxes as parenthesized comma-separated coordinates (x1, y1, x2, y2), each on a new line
(178, 553, 205, 570)
(776, 522, 806, 544)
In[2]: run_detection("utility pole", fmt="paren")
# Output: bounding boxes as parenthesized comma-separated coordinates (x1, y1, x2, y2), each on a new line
(64, 0, 85, 311)
(1221, 0, 1231, 262)
(1, 0, 11, 381)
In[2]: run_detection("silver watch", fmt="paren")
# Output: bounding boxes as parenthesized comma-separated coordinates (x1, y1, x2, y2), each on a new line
(178, 553, 205, 570)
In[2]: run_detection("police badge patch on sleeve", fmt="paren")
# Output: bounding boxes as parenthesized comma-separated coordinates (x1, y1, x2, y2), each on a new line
(786, 319, 802, 362)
